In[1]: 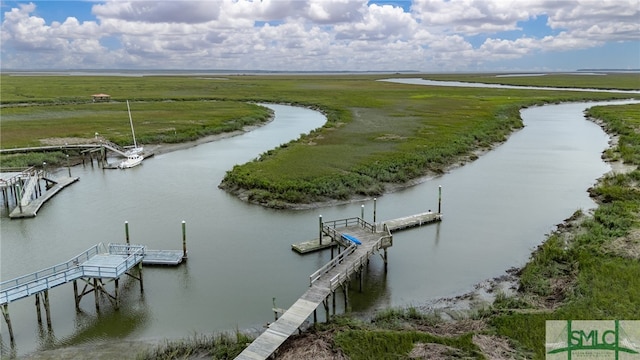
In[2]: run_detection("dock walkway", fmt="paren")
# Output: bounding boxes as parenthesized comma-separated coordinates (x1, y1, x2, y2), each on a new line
(237, 218, 391, 360)
(0, 243, 144, 305)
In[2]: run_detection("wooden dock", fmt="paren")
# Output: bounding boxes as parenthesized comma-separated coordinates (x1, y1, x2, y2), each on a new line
(292, 211, 441, 254)
(143, 249, 185, 266)
(290, 236, 336, 254)
(237, 218, 392, 360)
(9, 176, 79, 219)
(381, 211, 442, 232)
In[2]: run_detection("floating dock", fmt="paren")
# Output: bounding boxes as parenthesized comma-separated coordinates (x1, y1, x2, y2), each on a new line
(381, 211, 442, 232)
(290, 236, 336, 254)
(143, 249, 186, 266)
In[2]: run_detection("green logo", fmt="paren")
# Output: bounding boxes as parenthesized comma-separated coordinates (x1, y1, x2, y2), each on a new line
(546, 320, 640, 359)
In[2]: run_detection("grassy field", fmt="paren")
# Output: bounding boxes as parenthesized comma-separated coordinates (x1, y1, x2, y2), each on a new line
(4, 73, 637, 205)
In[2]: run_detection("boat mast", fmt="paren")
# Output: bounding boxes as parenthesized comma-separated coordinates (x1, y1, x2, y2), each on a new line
(127, 100, 138, 149)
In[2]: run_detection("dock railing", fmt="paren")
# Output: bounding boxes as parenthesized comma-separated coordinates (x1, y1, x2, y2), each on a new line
(322, 217, 376, 246)
(322, 217, 376, 232)
(309, 243, 357, 286)
(0, 243, 105, 304)
(81, 244, 145, 278)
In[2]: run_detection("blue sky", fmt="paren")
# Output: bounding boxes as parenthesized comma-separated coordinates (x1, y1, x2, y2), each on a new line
(1, 0, 638, 71)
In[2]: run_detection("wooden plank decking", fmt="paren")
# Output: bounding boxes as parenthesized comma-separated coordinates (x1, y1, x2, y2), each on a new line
(381, 211, 442, 232)
(237, 220, 390, 360)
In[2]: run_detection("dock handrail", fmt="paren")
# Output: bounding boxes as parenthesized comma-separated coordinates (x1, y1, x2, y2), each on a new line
(0, 243, 146, 305)
(0, 243, 106, 304)
(0, 243, 103, 291)
(80, 244, 145, 278)
(309, 243, 357, 286)
(322, 217, 376, 233)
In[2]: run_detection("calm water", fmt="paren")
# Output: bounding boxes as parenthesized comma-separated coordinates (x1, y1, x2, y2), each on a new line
(1, 99, 636, 357)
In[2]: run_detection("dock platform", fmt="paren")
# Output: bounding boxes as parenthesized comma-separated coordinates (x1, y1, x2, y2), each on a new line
(9, 176, 79, 219)
(143, 249, 185, 266)
(291, 236, 336, 254)
(292, 211, 441, 254)
(381, 211, 441, 232)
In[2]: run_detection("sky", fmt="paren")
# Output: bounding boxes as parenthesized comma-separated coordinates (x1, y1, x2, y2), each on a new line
(0, 0, 638, 72)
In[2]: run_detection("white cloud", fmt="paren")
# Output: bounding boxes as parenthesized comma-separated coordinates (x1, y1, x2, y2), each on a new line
(1, 0, 638, 71)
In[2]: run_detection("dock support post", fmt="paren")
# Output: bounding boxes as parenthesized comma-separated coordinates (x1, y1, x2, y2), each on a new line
(343, 283, 349, 312)
(73, 280, 80, 310)
(383, 248, 388, 271)
(43, 290, 52, 330)
(373, 198, 377, 223)
(94, 279, 100, 312)
(182, 220, 187, 259)
(332, 291, 336, 315)
(2, 304, 14, 344)
(358, 266, 363, 292)
(438, 185, 442, 214)
(35, 293, 42, 324)
(318, 215, 323, 246)
(16, 184, 22, 214)
(125, 221, 130, 244)
(323, 298, 329, 323)
(361, 205, 364, 220)
(138, 262, 144, 293)
(114, 278, 120, 310)
(313, 309, 317, 324)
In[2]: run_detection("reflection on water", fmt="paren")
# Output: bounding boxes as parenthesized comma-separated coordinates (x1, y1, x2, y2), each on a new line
(2, 100, 637, 357)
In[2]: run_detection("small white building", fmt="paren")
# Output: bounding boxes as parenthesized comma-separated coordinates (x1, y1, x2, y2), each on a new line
(91, 94, 111, 102)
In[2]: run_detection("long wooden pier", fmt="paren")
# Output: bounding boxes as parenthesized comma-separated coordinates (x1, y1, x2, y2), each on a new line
(237, 217, 392, 360)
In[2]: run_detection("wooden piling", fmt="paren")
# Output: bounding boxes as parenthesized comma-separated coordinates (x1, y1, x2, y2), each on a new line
(138, 262, 144, 293)
(35, 293, 42, 325)
(438, 185, 442, 214)
(318, 215, 323, 246)
(1, 304, 14, 344)
(73, 280, 80, 310)
(323, 298, 329, 323)
(332, 291, 336, 315)
(125, 221, 130, 244)
(43, 290, 52, 330)
(94, 279, 100, 312)
(373, 198, 377, 223)
(182, 220, 187, 259)
(114, 278, 119, 309)
(360, 205, 364, 220)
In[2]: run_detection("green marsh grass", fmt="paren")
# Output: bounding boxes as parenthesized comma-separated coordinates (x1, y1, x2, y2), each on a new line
(2, 74, 637, 205)
(135, 332, 252, 360)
